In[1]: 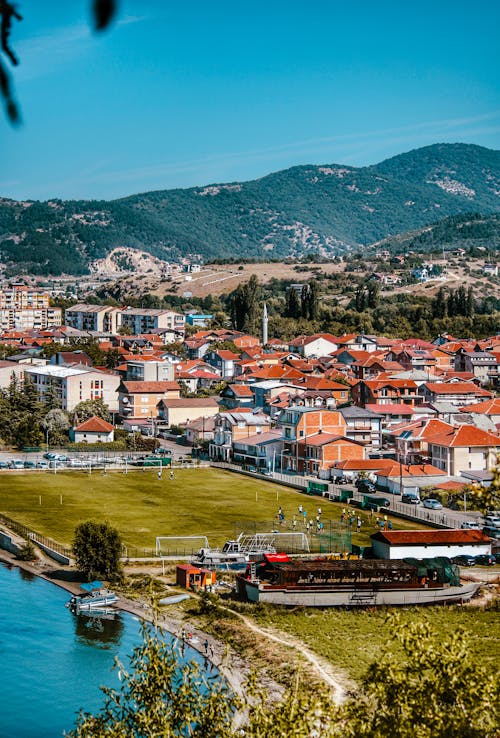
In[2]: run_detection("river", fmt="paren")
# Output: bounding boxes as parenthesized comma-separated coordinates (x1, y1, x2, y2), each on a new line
(0, 561, 206, 737)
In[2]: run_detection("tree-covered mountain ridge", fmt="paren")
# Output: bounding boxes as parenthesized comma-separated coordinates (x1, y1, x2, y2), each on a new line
(0, 143, 499, 275)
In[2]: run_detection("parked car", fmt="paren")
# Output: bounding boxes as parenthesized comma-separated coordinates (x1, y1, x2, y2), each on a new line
(35, 461, 49, 469)
(474, 554, 495, 566)
(23, 461, 36, 469)
(451, 555, 476, 567)
(9, 459, 24, 469)
(0, 460, 9, 469)
(484, 515, 500, 529)
(355, 479, 376, 494)
(461, 520, 481, 530)
(483, 526, 500, 539)
(333, 475, 350, 485)
(423, 498, 443, 510)
(402, 493, 421, 504)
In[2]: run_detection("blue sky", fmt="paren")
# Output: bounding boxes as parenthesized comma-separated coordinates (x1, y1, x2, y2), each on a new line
(1, 0, 499, 201)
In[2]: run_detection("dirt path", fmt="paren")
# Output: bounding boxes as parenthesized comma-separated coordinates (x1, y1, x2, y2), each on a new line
(214, 600, 349, 703)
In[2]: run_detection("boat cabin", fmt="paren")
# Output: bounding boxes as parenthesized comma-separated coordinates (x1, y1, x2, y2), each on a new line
(176, 564, 216, 591)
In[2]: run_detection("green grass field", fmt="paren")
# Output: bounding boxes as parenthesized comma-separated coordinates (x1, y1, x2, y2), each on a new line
(0, 468, 427, 549)
(252, 605, 500, 681)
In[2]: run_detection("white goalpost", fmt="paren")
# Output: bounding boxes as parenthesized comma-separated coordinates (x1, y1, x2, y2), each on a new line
(155, 535, 209, 557)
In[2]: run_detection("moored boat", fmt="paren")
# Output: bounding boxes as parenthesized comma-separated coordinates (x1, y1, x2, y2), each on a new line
(66, 581, 118, 612)
(190, 533, 277, 571)
(236, 554, 481, 607)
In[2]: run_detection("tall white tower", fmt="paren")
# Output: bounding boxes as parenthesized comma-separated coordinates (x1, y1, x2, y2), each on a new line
(262, 302, 268, 346)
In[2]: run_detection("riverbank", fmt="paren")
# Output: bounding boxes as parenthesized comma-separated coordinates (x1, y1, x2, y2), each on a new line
(0, 548, 285, 705)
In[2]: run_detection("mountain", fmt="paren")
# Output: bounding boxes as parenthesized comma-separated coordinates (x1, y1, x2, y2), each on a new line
(0, 143, 499, 275)
(369, 212, 500, 254)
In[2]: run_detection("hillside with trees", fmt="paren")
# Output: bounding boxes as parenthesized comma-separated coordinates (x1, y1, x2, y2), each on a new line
(0, 144, 499, 275)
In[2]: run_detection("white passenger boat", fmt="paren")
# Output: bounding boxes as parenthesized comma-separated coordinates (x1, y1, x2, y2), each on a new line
(66, 581, 118, 612)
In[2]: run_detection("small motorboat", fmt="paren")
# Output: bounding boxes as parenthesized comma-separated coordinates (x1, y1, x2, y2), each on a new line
(159, 593, 190, 606)
(66, 581, 118, 612)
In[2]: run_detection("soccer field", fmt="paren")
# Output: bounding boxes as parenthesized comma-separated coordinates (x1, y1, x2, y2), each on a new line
(0, 468, 425, 550)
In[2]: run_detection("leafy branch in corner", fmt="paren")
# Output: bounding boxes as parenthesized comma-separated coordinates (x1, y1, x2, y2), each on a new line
(0, 0, 118, 124)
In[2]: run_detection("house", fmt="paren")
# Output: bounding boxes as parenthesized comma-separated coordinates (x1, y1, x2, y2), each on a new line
(419, 382, 492, 407)
(278, 407, 357, 473)
(453, 349, 498, 386)
(232, 429, 283, 471)
(339, 405, 382, 447)
(483, 263, 498, 277)
(426, 424, 500, 476)
(184, 415, 217, 445)
(301, 433, 364, 477)
(185, 313, 213, 328)
(459, 398, 500, 425)
(176, 564, 216, 591)
(374, 462, 446, 496)
(49, 351, 93, 367)
(371, 529, 492, 561)
(71, 416, 114, 444)
(352, 379, 421, 407)
(209, 411, 272, 461)
(118, 380, 181, 419)
(336, 333, 379, 353)
(156, 397, 219, 428)
(288, 333, 339, 357)
(204, 349, 240, 379)
(220, 383, 255, 409)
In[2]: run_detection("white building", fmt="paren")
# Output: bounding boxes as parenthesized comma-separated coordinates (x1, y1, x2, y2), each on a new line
(371, 529, 492, 560)
(0, 307, 62, 330)
(64, 304, 121, 333)
(120, 308, 185, 335)
(24, 365, 119, 412)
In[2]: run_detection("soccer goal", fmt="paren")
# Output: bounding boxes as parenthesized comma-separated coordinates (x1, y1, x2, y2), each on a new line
(155, 535, 209, 557)
(237, 531, 310, 554)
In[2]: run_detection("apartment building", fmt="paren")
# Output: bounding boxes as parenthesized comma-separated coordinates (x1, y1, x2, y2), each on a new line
(24, 365, 120, 411)
(64, 304, 121, 333)
(119, 308, 185, 336)
(0, 284, 50, 309)
(0, 307, 62, 330)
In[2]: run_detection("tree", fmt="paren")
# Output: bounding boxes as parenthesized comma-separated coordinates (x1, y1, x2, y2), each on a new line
(73, 399, 112, 424)
(67, 613, 499, 738)
(229, 275, 260, 333)
(42, 408, 70, 447)
(340, 614, 499, 738)
(73, 521, 123, 582)
(285, 286, 301, 318)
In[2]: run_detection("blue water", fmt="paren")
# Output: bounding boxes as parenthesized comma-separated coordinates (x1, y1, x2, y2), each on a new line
(0, 562, 208, 738)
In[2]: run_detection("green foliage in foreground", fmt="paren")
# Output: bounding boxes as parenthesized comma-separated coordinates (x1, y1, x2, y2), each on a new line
(67, 615, 499, 737)
(73, 521, 123, 582)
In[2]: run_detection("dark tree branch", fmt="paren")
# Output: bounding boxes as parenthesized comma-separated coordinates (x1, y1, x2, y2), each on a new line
(92, 0, 117, 31)
(0, 1, 119, 124)
(0, 56, 19, 123)
(0, 0, 22, 66)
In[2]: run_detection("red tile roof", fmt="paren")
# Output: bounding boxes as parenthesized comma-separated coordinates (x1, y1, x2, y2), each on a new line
(426, 424, 500, 448)
(459, 399, 500, 414)
(120, 381, 181, 393)
(365, 404, 415, 415)
(74, 416, 114, 433)
(371, 529, 491, 545)
(424, 382, 491, 396)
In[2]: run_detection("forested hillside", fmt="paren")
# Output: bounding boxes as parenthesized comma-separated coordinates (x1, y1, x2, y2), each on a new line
(0, 143, 499, 275)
